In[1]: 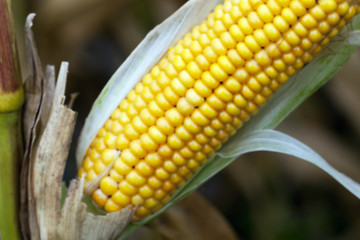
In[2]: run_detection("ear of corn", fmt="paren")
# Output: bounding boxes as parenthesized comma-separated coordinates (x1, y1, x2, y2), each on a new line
(78, 0, 360, 221)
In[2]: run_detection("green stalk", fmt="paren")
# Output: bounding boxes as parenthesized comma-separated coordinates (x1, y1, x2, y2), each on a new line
(0, 112, 22, 240)
(0, 0, 23, 239)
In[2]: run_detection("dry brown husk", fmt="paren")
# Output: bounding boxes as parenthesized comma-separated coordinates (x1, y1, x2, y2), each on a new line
(19, 14, 135, 240)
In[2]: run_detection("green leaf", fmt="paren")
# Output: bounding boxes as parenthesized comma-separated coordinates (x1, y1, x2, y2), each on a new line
(137, 128, 360, 223)
(218, 129, 360, 199)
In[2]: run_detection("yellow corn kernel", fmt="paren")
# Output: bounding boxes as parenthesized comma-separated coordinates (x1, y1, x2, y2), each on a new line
(79, 0, 359, 221)
(195, 133, 209, 145)
(172, 152, 186, 166)
(110, 169, 123, 182)
(201, 71, 220, 89)
(131, 195, 145, 206)
(238, 18, 253, 35)
(135, 161, 154, 177)
(227, 49, 245, 67)
(196, 54, 211, 70)
(104, 199, 121, 212)
(155, 168, 170, 181)
(82, 157, 94, 171)
(191, 109, 210, 126)
(175, 125, 193, 141)
(144, 153, 162, 168)
(187, 139, 202, 152)
(100, 176, 118, 195)
(157, 144, 173, 158)
(139, 185, 154, 198)
(92, 189, 108, 207)
(163, 161, 178, 173)
(183, 117, 202, 134)
(112, 190, 131, 206)
(236, 42, 253, 60)
(85, 169, 97, 182)
(93, 159, 106, 174)
(179, 146, 194, 159)
(139, 133, 158, 152)
(218, 55, 236, 74)
(114, 159, 131, 176)
(194, 80, 212, 98)
(186, 88, 205, 106)
(168, 134, 185, 150)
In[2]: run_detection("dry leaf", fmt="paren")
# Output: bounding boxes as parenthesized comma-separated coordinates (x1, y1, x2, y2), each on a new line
(20, 14, 135, 240)
(20, 13, 45, 240)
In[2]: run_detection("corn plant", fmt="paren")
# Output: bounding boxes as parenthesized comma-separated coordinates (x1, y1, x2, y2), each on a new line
(2, 0, 360, 239)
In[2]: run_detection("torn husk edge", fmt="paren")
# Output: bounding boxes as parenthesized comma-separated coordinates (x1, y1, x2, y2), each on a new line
(20, 15, 134, 240)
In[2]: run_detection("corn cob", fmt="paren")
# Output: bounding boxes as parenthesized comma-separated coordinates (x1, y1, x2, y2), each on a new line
(78, 0, 360, 221)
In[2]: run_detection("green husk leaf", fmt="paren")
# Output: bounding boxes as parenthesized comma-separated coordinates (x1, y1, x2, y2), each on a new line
(133, 128, 360, 226)
(119, 14, 360, 239)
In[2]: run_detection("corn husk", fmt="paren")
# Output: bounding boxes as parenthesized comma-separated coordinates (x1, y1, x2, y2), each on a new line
(20, 14, 135, 240)
(73, 0, 360, 239)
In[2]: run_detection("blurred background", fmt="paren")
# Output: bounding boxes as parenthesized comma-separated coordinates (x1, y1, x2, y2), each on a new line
(11, 0, 360, 239)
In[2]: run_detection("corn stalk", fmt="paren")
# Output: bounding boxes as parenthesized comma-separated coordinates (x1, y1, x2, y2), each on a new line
(0, 0, 24, 239)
